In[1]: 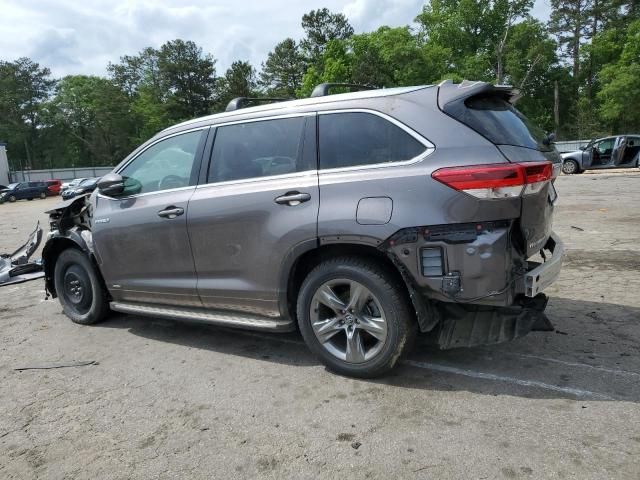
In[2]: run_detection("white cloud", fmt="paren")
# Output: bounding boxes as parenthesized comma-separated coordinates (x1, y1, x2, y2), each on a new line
(0, 0, 552, 78)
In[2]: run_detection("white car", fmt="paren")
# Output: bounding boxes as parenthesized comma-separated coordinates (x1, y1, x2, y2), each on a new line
(60, 178, 88, 193)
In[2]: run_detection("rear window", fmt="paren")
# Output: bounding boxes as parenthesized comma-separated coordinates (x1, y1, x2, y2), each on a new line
(319, 112, 426, 169)
(445, 95, 552, 151)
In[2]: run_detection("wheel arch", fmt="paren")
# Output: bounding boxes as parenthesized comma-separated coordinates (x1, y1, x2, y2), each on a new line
(281, 241, 437, 332)
(43, 228, 106, 299)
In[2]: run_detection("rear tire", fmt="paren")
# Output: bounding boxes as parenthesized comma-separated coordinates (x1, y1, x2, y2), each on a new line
(296, 257, 416, 378)
(39, 192, 46, 199)
(54, 249, 109, 325)
(562, 159, 579, 174)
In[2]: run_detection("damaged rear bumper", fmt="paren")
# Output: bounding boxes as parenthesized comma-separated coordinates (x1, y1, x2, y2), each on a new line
(383, 224, 563, 348)
(523, 233, 563, 297)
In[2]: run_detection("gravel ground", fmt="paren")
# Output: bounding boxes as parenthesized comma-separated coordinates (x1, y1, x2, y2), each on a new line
(1, 170, 639, 479)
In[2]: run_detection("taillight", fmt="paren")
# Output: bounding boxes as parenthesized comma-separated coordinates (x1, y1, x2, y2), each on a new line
(431, 162, 553, 199)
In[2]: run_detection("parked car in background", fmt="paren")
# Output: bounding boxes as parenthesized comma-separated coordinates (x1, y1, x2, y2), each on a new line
(43, 80, 564, 378)
(45, 179, 62, 196)
(0, 182, 49, 203)
(61, 178, 99, 200)
(561, 134, 640, 174)
(61, 178, 88, 193)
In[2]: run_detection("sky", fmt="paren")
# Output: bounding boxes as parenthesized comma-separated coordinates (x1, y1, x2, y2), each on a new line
(0, 0, 552, 78)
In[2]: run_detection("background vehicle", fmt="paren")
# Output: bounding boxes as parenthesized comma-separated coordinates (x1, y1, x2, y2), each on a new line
(45, 179, 62, 196)
(561, 135, 640, 174)
(43, 81, 563, 378)
(61, 178, 99, 200)
(0, 182, 49, 203)
(60, 178, 88, 193)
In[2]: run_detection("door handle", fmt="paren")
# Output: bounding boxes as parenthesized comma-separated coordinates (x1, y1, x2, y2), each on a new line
(274, 192, 311, 206)
(157, 206, 184, 219)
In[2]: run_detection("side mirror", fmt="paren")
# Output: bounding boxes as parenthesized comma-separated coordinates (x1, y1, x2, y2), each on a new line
(97, 173, 125, 197)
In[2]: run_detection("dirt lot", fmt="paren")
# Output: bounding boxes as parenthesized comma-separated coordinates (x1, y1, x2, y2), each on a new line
(1, 170, 639, 479)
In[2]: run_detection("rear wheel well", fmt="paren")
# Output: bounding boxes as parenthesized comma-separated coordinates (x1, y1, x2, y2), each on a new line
(287, 244, 412, 322)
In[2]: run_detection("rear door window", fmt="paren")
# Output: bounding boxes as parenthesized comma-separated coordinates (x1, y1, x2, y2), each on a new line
(319, 112, 426, 169)
(208, 116, 308, 183)
(444, 95, 552, 151)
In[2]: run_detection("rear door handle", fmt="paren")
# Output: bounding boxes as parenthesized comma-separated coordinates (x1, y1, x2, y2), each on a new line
(157, 206, 184, 219)
(274, 192, 311, 206)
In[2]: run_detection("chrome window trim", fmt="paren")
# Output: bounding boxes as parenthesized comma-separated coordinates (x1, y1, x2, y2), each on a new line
(317, 108, 435, 174)
(210, 111, 315, 129)
(196, 170, 318, 191)
(96, 185, 196, 201)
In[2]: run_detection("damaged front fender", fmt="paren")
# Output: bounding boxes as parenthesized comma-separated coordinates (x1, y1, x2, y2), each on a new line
(42, 194, 95, 298)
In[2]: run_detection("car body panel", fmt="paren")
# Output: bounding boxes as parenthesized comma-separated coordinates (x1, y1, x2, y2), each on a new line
(91, 187, 201, 307)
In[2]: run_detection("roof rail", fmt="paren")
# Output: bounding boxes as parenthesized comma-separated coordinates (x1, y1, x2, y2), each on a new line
(310, 83, 375, 98)
(225, 97, 291, 112)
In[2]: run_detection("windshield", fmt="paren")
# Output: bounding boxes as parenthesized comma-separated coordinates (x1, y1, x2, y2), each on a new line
(79, 179, 96, 187)
(6, 183, 18, 189)
(445, 94, 553, 152)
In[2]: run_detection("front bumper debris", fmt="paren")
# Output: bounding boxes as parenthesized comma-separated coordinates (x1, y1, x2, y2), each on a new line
(523, 232, 564, 297)
(0, 222, 44, 286)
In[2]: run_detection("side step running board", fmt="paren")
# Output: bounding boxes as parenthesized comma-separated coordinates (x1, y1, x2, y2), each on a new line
(110, 302, 295, 332)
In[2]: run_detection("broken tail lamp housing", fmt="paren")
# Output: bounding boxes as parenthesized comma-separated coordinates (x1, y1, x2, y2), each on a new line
(431, 161, 553, 199)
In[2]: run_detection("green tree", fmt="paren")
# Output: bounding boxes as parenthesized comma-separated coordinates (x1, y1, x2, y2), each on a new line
(157, 39, 217, 120)
(47, 75, 136, 167)
(214, 60, 257, 111)
(548, 0, 593, 84)
(0, 58, 55, 169)
(597, 19, 640, 132)
(301, 8, 354, 67)
(259, 38, 306, 97)
(415, 0, 533, 82)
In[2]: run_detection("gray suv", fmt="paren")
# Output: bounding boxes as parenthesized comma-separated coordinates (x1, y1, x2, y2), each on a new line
(43, 81, 564, 378)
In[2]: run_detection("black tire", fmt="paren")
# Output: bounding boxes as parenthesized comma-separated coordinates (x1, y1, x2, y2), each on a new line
(39, 192, 46, 199)
(27, 197, 33, 201)
(8, 195, 16, 202)
(54, 249, 109, 325)
(562, 159, 579, 174)
(296, 257, 416, 378)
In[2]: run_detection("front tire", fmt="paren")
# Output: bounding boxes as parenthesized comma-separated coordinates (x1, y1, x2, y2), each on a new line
(54, 249, 109, 325)
(39, 192, 46, 199)
(8, 195, 16, 202)
(562, 159, 579, 174)
(297, 257, 416, 378)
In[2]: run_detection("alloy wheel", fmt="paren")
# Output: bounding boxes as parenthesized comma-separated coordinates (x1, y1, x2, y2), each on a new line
(562, 160, 577, 174)
(310, 279, 388, 363)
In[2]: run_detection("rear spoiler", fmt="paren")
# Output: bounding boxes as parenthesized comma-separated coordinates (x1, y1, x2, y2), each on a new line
(437, 80, 521, 111)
